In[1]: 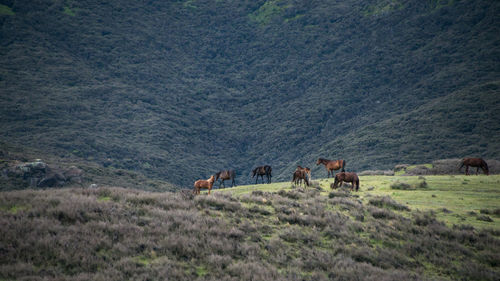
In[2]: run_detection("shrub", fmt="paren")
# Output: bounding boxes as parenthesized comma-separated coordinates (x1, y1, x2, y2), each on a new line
(328, 191, 350, 198)
(390, 181, 427, 190)
(369, 196, 410, 211)
(368, 206, 397, 219)
(390, 182, 412, 190)
(477, 215, 493, 222)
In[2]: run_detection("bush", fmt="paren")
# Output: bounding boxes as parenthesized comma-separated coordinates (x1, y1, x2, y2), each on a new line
(368, 206, 397, 219)
(369, 196, 410, 211)
(390, 182, 412, 190)
(390, 181, 427, 190)
(477, 215, 493, 222)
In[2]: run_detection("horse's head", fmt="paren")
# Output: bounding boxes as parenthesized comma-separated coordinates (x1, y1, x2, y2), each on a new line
(215, 171, 221, 180)
(332, 177, 339, 189)
(252, 168, 257, 177)
(316, 158, 323, 165)
(208, 175, 215, 183)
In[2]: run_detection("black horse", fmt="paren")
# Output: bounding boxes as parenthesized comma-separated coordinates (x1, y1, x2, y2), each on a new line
(215, 170, 236, 188)
(252, 165, 272, 184)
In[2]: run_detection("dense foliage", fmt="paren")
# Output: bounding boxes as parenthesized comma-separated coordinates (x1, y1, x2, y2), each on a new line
(1, 0, 499, 187)
(1, 186, 499, 280)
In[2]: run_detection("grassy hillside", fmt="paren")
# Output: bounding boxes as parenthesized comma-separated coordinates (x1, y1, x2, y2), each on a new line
(1, 0, 499, 187)
(1, 175, 499, 280)
(218, 175, 500, 230)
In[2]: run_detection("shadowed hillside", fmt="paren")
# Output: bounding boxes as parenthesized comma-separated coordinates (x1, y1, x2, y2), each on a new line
(1, 0, 499, 187)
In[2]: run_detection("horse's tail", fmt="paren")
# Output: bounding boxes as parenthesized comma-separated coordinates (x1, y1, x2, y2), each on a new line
(458, 160, 465, 172)
(482, 160, 489, 175)
(341, 160, 346, 172)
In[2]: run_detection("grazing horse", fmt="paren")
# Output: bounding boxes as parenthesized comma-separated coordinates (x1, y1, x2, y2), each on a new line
(316, 158, 346, 178)
(459, 158, 489, 175)
(252, 165, 272, 184)
(332, 172, 359, 191)
(193, 175, 215, 195)
(292, 168, 309, 187)
(294, 166, 311, 186)
(215, 170, 236, 188)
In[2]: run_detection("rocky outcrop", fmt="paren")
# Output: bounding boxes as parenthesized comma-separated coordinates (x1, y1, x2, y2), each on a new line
(2, 159, 84, 188)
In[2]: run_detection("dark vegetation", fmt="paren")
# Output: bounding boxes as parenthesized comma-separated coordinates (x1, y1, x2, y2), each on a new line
(1, 187, 499, 280)
(0, 146, 178, 191)
(390, 180, 428, 190)
(1, 0, 500, 187)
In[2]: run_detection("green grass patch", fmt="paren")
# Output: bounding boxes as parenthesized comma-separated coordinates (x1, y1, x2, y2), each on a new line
(216, 175, 500, 230)
(363, 0, 404, 16)
(97, 196, 111, 202)
(0, 204, 30, 214)
(63, 6, 76, 16)
(195, 265, 208, 277)
(248, 0, 283, 25)
(0, 4, 15, 16)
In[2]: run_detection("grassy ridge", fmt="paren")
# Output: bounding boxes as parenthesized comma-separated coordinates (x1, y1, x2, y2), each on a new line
(217, 175, 500, 229)
(2, 176, 499, 280)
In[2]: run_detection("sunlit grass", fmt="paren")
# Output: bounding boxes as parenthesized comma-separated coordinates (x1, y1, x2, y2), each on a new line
(215, 174, 500, 229)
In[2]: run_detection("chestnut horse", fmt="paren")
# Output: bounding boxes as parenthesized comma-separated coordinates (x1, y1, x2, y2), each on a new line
(316, 158, 346, 178)
(459, 158, 489, 175)
(332, 172, 359, 191)
(292, 168, 309, 187)
(215, 170, 236, 188)
(252, 165, 272, 184)
(193, 175, 215, 195)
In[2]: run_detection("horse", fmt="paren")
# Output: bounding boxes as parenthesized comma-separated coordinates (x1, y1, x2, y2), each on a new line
(215, 170, 236, 188)
(252, 165, 272, 184)
(292, 168, 309, 187)
(294, 166, 311, 186)
(316, 158, 346, 178)
(332, 172, 359, 191)
(193, 175, 215, 195)
(459, 158, 489, 175)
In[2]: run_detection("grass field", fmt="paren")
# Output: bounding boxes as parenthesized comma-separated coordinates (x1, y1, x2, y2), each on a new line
(215, 174, 500, 229)
(1, 176, 500, 280)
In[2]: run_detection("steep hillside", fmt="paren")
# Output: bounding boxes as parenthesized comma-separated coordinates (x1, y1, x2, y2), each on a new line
(1, 0, 499, 187)
(1, 182, 499, 280)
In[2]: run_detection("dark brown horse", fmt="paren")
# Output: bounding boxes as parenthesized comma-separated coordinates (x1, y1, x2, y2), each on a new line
(294, 166, 311, 186)
(193, 175, 216, 195)
(292, 168, 309, 187)
(316, 158, 346, 178)
(252, 165, 272, 184)
(332, 172, 359, 191)
(215, 170, 236, 188)
(459, 158, 489, 175)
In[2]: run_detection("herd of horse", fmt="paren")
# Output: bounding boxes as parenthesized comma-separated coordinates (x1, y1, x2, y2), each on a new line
(192, 157, 489, 195)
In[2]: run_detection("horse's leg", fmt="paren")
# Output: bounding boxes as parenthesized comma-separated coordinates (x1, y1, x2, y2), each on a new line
(465, 165, 469, 175)
(476, 167, 479, 175)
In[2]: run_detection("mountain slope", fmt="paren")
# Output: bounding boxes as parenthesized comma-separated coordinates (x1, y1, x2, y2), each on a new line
(1, 0, 499, 187)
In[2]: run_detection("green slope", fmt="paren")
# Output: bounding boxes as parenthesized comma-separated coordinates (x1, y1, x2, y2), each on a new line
(0, 0, 499, 187)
